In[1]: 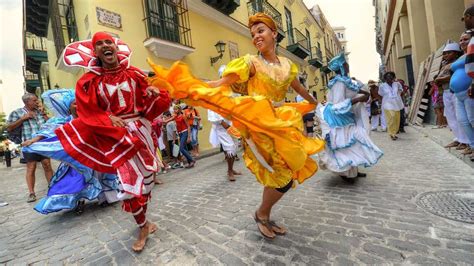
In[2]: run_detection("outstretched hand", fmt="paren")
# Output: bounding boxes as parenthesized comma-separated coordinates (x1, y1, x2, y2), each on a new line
(146, 86, 161, 97)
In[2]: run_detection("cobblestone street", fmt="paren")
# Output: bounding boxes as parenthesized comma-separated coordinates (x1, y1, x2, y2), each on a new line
(1, 127, 474, 265)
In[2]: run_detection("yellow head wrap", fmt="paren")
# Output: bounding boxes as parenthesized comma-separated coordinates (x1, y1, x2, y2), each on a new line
(248, 12, 277, 31)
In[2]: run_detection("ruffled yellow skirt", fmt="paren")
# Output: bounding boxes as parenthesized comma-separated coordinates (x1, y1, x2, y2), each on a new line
(147, 60, 325, 188)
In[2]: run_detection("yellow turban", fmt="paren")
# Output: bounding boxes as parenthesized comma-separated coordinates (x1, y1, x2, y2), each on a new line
(248, 12, 277, 31)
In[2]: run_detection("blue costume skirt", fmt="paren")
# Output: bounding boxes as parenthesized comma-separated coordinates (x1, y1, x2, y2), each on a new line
(23, 136, 119, 214)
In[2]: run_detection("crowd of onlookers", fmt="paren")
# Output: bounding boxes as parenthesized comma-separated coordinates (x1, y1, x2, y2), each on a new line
(152, 99, 201, 172)
(421, 7, 474, 161)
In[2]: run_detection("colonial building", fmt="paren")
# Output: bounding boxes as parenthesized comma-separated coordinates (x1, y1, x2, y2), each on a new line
(373, 0, 465, 86)
(23, 0, 337, 151)
(333, 26, 348, 55)
(309, 5, 343, 93)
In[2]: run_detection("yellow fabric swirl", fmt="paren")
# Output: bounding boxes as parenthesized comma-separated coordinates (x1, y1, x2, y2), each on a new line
(147, 56, 325, 189)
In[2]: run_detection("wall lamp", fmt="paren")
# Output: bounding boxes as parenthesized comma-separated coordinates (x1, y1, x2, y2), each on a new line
(309, 76, 319, 89)
(210, 40, 226, 66)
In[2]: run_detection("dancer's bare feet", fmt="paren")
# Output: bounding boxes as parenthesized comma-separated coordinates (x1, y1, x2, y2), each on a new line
(232, 170, 242, 175)
(154, 178, 163, 185)
(132, 222, 156, 252)
(148, 222, 158, 234)
(227, 171, 237, 181)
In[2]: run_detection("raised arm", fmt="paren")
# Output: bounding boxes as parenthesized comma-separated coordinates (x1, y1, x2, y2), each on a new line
(290, 78, 317, 105)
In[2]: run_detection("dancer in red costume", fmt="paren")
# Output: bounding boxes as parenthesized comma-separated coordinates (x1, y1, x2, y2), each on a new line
(55, 32, 170, 251)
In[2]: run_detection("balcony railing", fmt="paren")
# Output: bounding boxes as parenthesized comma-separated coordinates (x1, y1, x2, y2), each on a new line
(286, 28, 310, 59)
(25, 34, 47, 51)
(203, 0, 240, 15)
(144, 0, 192, 47)
(247, 0, 285, 42)
(308, 46, 323, 68)
(25, 71, 39, 81)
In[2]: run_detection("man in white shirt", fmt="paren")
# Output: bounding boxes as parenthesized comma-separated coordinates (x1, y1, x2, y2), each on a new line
(378, 72, 405, 140)
(208, 109, 241, 181)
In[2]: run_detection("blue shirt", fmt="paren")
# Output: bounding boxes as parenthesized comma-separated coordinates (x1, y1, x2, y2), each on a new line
(450, 55, 472, 93)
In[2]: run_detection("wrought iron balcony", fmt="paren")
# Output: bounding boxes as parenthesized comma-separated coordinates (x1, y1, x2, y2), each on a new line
(247, 0, 285, 43)
(24, 70, 40, 91)
(25, 0, 49, 37)
(286, 28, 310, 59)
(308, 46, 323, 68)
(25, 34, 48, 74)
(203, 0, 240, 15)
(143, 0, 195, 60)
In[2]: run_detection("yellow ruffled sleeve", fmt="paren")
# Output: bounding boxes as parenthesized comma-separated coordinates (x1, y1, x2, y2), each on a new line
(288, 59, 298, 83)
(223, 54, 251, 83)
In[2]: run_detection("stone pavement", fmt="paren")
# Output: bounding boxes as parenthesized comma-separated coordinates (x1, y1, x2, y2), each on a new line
(1, 126, 474, 265)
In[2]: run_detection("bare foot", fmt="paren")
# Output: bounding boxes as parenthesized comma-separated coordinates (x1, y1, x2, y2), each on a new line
(232, 170, 242, 175)
(154, 178, 163, 185)
(148, 222, 158, 234)
(227, 172, 236, 181)
(132, 222, 151, 252)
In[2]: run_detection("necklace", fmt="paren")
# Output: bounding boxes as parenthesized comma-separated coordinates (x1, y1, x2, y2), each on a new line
(259, 54, 280, 66)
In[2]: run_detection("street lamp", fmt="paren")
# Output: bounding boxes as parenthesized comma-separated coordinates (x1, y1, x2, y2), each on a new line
(300, 70, 308, 81)
(309, 76, 320, 89)
(210, 40, 226, 66)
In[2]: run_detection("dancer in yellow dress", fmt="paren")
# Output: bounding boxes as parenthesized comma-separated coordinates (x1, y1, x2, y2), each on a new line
(148, 13, 325, 239)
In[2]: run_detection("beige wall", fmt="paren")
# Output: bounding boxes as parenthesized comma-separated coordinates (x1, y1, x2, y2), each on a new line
(465, 0, 474, 7)
(380, 0, 465, 79)
(406, 0, 431, 78)
(424, 0, 465, 50)
(399, 16, 411, 49)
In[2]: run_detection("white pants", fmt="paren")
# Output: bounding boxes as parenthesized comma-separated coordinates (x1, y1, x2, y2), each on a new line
(444, 90, 469, 144)
(371, 112, 387, 130)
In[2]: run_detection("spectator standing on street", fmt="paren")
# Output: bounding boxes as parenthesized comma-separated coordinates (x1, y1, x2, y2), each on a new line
(461, 8, 474, 161)
(379, 72, 405, 140)
(448, 31, 474, 157)
(368, 80, 385, 131)
(6, 93, 52, 202)
(184, 105, 201, 157)
(208, 109, 242, 181)
(397, 79, 410, 133)
(151, 115, 168, 184)
(163, 111, 181, 168)
(164, 105, 195, 168)
(435, 42, 469, 150)
(428, 79, 448, 129)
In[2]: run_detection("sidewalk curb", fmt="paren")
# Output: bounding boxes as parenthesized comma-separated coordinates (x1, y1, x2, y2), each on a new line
(410, 125, 474, 169)
(194, 148, 222, 161)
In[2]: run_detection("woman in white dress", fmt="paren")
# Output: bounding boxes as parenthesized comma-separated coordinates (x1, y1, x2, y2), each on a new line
(318, 53, 383, 180)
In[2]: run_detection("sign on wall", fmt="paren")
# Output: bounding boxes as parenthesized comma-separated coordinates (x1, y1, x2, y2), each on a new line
(228, 41, 239, 60)
(96, 7, 122, 30)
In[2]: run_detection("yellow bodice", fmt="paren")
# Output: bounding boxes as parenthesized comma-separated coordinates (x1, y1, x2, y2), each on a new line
(222, 54, 298, 102)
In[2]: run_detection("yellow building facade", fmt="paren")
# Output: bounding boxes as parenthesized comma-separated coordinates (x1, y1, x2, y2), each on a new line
(309, 5, 343, 94)
(24, 0, 335, 152)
